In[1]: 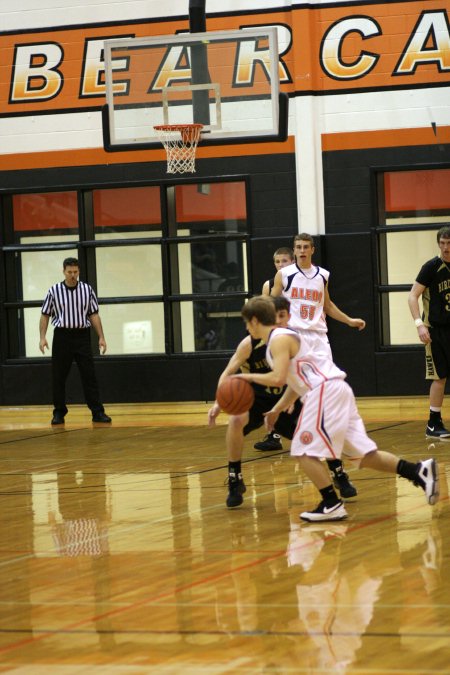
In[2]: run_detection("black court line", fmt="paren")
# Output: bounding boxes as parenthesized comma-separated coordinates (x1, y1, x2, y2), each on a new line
(0, 427, 90, 445)
(0, 419, 420, 488)
(366, 421, 411, 432)
(0, 419, 410, 448)
(0, 627, 448, 640)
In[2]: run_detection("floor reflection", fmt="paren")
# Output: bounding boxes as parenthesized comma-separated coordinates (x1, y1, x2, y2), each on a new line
(0, 422, 448, 672)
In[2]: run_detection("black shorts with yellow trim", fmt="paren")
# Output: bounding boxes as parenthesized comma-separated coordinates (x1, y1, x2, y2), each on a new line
(425, 325, 450, 379)
(243, 393, 301, 439)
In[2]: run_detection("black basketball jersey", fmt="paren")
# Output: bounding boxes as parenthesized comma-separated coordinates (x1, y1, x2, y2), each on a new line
(416, 256, 450, 326)
(240, 337, 285, 399)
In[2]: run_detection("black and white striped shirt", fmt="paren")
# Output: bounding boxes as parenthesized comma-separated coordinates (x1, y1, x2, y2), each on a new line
(41, 281, 99, 328)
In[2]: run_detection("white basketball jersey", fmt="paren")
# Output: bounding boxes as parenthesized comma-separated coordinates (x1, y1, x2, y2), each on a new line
(266, 327, 346, 399)
(279, 263, 330, 332)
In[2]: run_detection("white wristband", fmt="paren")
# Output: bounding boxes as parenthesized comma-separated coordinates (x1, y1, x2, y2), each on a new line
(415, 318, 424, 327)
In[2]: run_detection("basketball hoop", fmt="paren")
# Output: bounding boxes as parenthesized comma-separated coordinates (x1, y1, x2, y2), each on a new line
(154, 123, 203, 174)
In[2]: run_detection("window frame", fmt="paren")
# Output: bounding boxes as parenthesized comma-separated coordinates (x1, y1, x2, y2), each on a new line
(0, 175, 253, 362)
(374, 164, 450, 350)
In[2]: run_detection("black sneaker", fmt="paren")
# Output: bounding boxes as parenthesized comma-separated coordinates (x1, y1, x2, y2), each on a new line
(226, 473, 246, 508)
(51, 413, 65, 425)
(92, 413, 112, 423)
(254, 432, 283, 451)
(300, 500, 348, 522)
(332, 469, 357, 499)
(425, 423, 450, 440)
(414, 458, 439, 505)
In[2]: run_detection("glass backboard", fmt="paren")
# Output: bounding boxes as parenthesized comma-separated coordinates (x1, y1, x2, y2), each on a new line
(102, 27, 287, 150)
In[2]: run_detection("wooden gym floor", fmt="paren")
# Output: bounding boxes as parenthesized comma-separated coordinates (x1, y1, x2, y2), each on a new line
(0, 398, 449, 673)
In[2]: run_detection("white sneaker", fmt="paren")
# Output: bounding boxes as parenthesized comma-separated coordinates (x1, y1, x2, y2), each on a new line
(300, 500, 348, 522)
(416, 458, 439, 505)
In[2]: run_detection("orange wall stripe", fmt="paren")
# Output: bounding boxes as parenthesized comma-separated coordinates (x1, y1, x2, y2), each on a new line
(1, 126, 449, 173)
(0, 137, 295, 172)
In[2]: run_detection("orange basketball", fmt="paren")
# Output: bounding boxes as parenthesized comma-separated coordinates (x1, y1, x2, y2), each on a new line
(216, 376, 255, 415)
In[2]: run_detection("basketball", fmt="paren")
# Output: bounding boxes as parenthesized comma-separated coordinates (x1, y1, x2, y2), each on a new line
(216, 376, 255, 415)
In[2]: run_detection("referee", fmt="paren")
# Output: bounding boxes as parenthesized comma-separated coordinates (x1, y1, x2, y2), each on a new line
(39, 257, 111, 425)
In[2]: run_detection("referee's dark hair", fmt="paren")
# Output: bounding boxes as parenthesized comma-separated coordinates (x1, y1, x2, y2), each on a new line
(63, 257, 79, 268)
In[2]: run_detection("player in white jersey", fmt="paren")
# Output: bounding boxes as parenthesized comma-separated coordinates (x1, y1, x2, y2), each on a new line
(236, 296, 439, 522)
(271, 233, 365, 355)
(272, 233, 364, 495)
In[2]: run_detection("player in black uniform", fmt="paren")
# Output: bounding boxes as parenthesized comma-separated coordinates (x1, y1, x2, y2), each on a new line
(408, 225, 450, 439)
(255, 247, 295, 451)
(261, 247, 295, 297)
(208, 296, 355, 507)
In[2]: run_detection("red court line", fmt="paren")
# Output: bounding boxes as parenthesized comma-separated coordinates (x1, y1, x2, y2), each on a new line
(0, 494, 447, 656)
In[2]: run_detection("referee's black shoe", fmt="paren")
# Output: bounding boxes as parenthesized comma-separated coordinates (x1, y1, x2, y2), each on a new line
(51, 413, 65, 425)
(92, 412, 112, 424)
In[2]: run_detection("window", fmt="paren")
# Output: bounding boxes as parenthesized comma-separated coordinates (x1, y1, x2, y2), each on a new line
(13, 192, 79, 240)
(169, 182, 249, 351)
(1, 179, 250, 359)
(377, 168, 450, 346)
(93, 186, 161, 239)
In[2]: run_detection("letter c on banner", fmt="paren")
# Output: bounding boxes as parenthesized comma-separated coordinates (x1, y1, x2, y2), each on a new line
(320, 17, 381, 81)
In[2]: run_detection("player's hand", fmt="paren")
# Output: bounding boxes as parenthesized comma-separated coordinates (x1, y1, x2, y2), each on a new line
(418, 325, 431, 344)
(39, 339, 48, 354)
(208, 402, 221, 427)
(349, 318, 366, 331)
(264, 410, 280, 431)
(232, 373, 252, 382)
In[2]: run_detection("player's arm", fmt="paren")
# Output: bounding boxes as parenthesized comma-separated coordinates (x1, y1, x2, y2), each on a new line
(264, 385, 299, 431)
(408, 281, 430, 344)
(218, 336, 252, 384)
(262, 279, 270, 296)
(237, 334, 295, 388)
(208, 336, 252, 426)
(323, 287, 366, 330)
(270, 269, 283, 297)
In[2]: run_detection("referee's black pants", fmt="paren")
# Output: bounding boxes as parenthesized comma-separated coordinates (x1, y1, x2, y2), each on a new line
(52, 328, 105, 417)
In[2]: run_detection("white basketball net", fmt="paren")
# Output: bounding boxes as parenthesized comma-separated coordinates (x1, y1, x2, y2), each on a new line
(154, 124, 203, 174)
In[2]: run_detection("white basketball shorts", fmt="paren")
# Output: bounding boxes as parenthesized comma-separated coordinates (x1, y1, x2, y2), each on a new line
(291, 378, 377, 465)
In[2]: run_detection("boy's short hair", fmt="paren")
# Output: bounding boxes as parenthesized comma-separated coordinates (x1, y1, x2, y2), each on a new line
(293, 233, 314, 246)
(437, 226, 450, 243)
(63, 257, 79, 269)
(241, 296, 276, 325)
(273, 296, 290, 313)
(273, 247, 294, 260)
